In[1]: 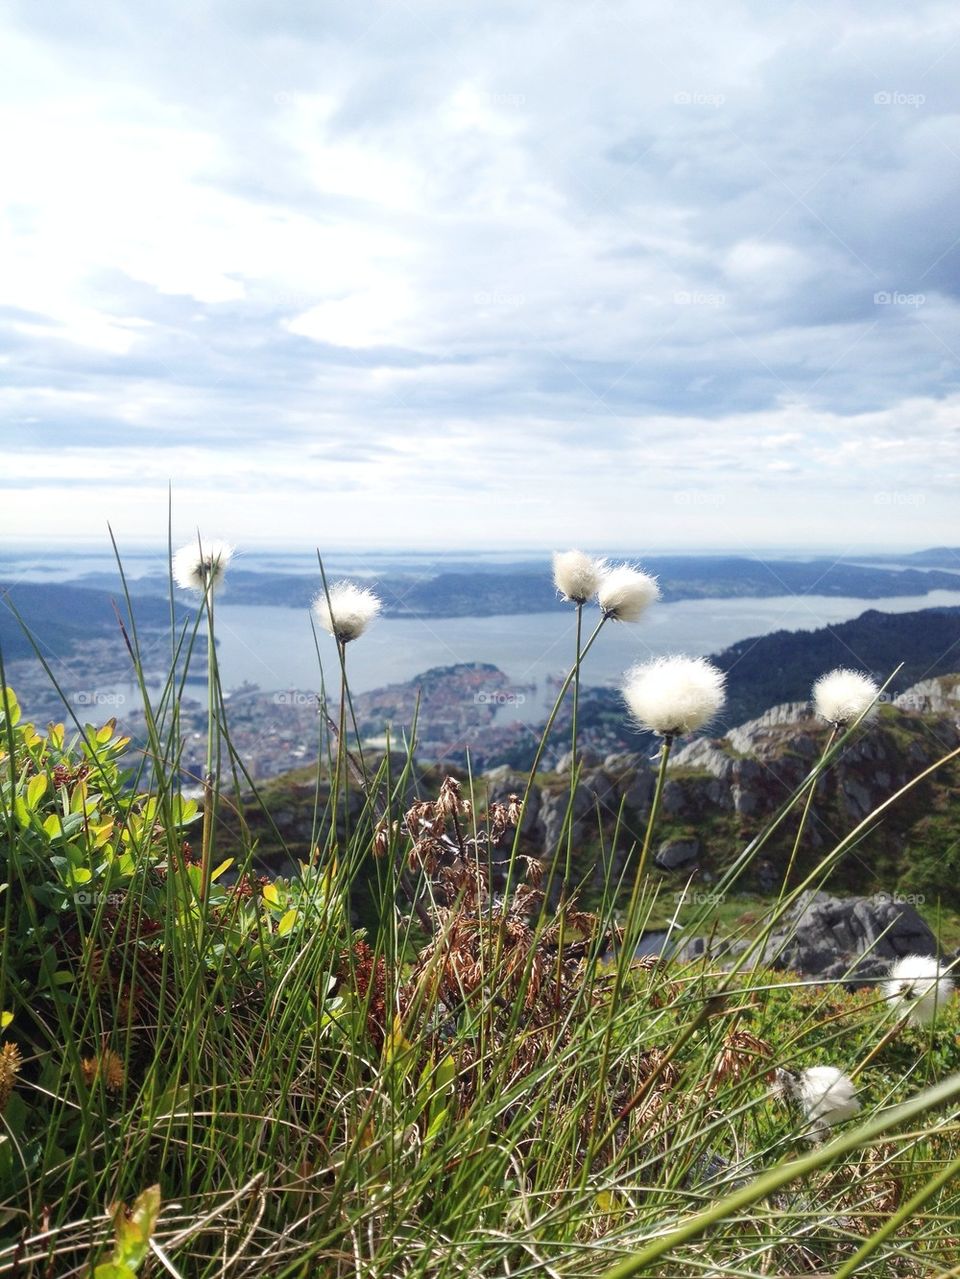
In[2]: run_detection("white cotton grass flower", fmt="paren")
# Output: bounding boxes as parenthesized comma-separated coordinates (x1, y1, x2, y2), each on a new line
(596, 564, 660, 622)
(172, 538, 234, 593)
(883, 954, 955, 1026)
(777, 1066, 860, 1141)
(552, 550, 607, 605)
(313, 580, 382, 644)
(812, 668, 881, 727)
(622, 655, 726, 738)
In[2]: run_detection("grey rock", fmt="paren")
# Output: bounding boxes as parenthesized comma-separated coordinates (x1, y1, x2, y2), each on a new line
(603, 752, 645, 773)
(660, 778, 689, 817)
(763, 890, 937, 984)
(654, 837, 700, 871)
(555, 748, 602, 773)
(669, 738, 735, 781)
(732, 783, 759, 816)
(727, 702, 814, 755)
(896, 677, 960, 717)
(621, 770, 654, 814)
(840, 778, 874, 820)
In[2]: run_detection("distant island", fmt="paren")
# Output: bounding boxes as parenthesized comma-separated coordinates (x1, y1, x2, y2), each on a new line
(52, 549, 960, 617)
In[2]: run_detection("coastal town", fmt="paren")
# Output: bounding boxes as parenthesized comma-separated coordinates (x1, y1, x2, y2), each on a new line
(6, 651, 638, 783)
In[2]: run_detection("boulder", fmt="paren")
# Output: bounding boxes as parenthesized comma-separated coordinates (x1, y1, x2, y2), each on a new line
(762, 890, 938, 984)
(654, 838, 701, 871)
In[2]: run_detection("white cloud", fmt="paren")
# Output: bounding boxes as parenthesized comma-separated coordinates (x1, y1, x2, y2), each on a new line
(2, 0, 960, 547)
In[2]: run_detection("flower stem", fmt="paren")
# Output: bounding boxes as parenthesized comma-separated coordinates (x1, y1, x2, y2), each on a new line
(562, 601, 584, 897)
(337, 640, 349, 844)
(199, 586, 217, 907)
(508, 613, 608, 910)
(621, 733, 673, 953)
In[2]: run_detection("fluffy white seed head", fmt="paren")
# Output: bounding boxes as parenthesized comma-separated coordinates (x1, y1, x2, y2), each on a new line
(596, 564, 660, 622)
(622, 655, 726, 737)
(812, 668, 880, 726)
(313, 581, 382, 644)
(778, 1065, 860, 1141)
(883, 954, 955, 1026)
(172, 538, 234, 593)
(552, 550, 606, 605)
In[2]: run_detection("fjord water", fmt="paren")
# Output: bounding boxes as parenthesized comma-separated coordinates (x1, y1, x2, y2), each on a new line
(206, 588, 960, 706)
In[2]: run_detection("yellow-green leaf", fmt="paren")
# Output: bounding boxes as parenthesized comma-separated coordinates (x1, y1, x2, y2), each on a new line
(43, 813, 62, 838)
(435, 1054, 456, 1092)
(93, 820, 115, 849)
(93, 1262, 135, 1279)
(262, 883, 281, 907)
(26, 773, 48, 809)
(277, 908, 297, 936)
(424, 1107, 448, 1143)
(210, 858, 233, 883)
(1, 688, 21, 726)
(1, 1012, 12, 1030)
(111, 1183, 161, 1271)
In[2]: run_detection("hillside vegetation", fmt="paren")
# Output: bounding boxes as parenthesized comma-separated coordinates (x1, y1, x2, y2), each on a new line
(3, 545, 960, 1277)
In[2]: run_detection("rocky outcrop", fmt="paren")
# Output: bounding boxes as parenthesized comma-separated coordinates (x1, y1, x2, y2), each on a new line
(237, 679, 960, 915)
(479, 683, 960, 902)
(758, 890, 940, 983)
(895, 675, 960, 717)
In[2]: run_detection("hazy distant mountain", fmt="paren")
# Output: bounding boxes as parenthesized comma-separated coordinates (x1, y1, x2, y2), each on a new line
(71, 554, 960, 617)
(0, 581, 188, 660)
(859, 547, 960, 568)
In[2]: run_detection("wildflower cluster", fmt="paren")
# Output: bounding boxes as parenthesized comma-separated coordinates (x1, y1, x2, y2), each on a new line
(553, 549, 660, 621)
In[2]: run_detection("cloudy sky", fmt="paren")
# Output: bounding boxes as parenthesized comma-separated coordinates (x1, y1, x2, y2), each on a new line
(2, 0, 959, 551)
